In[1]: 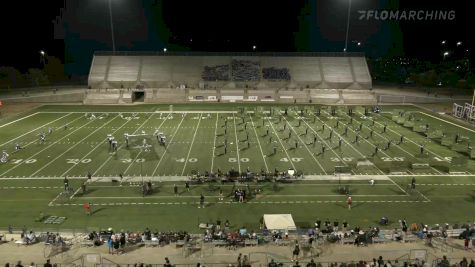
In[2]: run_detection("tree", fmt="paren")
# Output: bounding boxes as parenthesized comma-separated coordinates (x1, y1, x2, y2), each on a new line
(27, 68, 49, 86)
(44, 56, 67, 83)
(0, 66, 28, 88)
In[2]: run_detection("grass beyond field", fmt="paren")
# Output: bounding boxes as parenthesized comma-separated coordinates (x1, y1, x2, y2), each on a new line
(0, 104, 474, 232)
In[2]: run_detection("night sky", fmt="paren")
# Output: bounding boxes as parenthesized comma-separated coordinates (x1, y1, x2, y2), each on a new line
(0, 0, 471, 76)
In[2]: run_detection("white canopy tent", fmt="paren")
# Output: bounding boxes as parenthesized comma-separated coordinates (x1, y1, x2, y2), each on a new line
(263, 214, 297, 231)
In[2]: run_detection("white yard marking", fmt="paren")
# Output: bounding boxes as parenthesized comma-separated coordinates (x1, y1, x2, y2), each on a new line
(266, 118, 297, 170)
(30, 115, 120, 177)
(0, 112, 39, 129)
(0, 113, 72, 148)
(316, 112, 389, 174)
(249, 115, 269, 172)
(181, 113, 202, 175)
(349, 112, 443, 175)
(60, 116, 133, 177)
(0, 115, 99, 177)
(363, 112, 451, 163)
(93, 113, 160, 176)
(417, 111, 475, 133)
(6, 115, 85, 151)
(283, 117, 326, 174)
(232, 113, 241, 173)
(151, 115, 186, 176)
(210, 113, 219, 172)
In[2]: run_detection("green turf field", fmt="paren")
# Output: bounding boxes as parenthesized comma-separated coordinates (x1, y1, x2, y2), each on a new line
(0, 104, 474, 232)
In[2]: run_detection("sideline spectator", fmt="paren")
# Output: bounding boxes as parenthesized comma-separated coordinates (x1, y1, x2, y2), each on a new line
(44, 260, 52, 267)
(307, 259, 317, 267)
(292, 243, 300, 262)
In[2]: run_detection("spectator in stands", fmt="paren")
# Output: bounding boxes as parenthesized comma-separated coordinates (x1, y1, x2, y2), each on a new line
(107, 236, 113, 254)
(293, 261, 301, 267)
(15, 261, 23, 267)
(25, 231, 36, 244)
(43, 260, 52, 267)
(268, 260, 278, 267)
(292, 243, 300, 262)
(5, 264, 9, 267)
(242, 255, 251, 267)
(237, 253, 242, 267)
(307, 259, 317, 267)
(438, 256, 450, 267)
(28, 263, 34, 267)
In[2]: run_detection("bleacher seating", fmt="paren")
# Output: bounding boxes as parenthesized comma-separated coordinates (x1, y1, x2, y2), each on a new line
(88, 53, 372, 90)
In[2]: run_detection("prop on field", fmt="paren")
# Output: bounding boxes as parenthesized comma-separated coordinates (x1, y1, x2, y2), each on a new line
(124, 132, 153, 151)
(453, 102, 475, 122)
(0, 151, 9, 163)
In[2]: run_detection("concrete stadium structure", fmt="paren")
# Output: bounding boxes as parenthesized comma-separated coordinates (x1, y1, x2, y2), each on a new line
(86, 52, 375, 104)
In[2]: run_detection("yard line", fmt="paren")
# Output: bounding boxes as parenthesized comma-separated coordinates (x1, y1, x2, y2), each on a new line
(360, 111, 448, 160)
(266, 118, 297, 170)
(414, 189, 431, 202)
(210, 114, 219, 172)
(111, 113, 162, 176)
(232, 113, 242, 173)
(181, 113, 202, 175)
(3, 114, 85, 152)
(151, 115, 187, 176)
(249, 115, 269, 172)
(283, 117, 326, 174)
(386, 176, 409, 195)
(0, 113, 72, 148)
(417, 111, 475, 133)
(60, 115, 134, 177)
(314, 112, 388, 175)
(353, 112, 443, 174)
(305, 115, 386, 175)
(326, 110, 440, 175)
(0, 112, 39, 129)
(0, 115, 98, 177)
(30, 115, 120, 177)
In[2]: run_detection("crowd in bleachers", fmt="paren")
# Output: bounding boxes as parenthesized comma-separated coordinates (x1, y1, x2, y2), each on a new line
(262, 67, 291, 80)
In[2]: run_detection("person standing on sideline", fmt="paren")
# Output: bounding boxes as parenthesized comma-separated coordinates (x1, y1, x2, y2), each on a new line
(347, 195, 352, 210)
(174, 184, 178, 196)
(199, 193, 205, 208)
(411, 177, 416, 190)
(292, 243, 300, 262)
(185, 181, 190, 192)
(83, 202, 91, 215)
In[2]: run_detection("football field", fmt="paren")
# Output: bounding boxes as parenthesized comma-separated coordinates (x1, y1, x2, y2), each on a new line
(0, 104, 474, 232)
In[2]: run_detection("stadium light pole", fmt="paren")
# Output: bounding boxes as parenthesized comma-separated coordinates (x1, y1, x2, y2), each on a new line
(108, 0, 116, 53)
(39, 50, 46, 68)
(344, 0, 352, 53)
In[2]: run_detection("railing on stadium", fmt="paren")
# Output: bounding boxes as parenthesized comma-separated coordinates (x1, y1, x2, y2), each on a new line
(93, 51, 366, 57)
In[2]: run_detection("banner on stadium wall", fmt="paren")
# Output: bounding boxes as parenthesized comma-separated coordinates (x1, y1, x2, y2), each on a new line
(221, 95, 244, 100)
(280, 95, 294, 99)
(246, 96, 258, 101)
(207, 96, 217, 101)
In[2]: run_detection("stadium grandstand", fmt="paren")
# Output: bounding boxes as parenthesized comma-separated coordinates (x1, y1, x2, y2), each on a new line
(85, 52, 375, 105)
